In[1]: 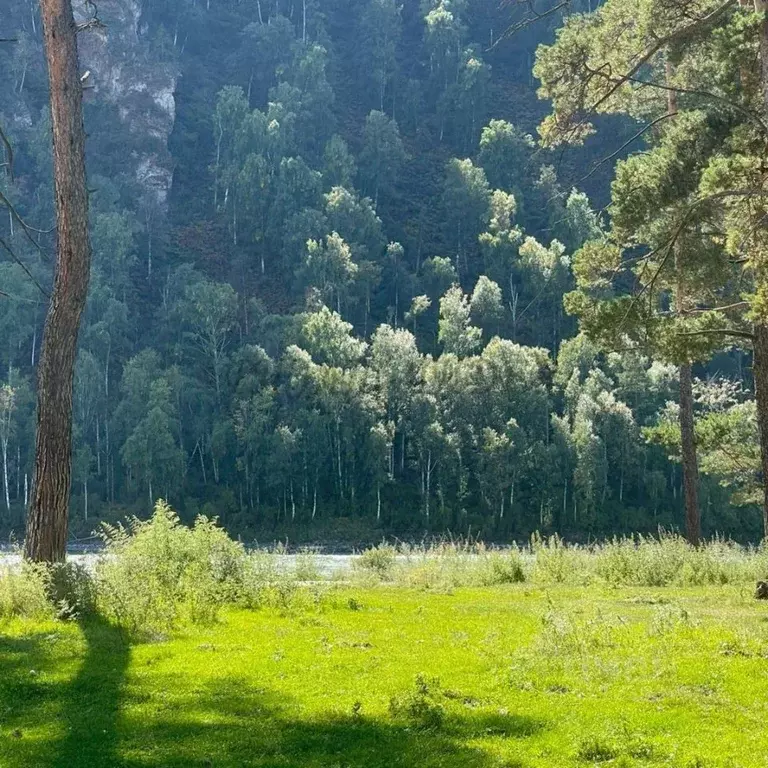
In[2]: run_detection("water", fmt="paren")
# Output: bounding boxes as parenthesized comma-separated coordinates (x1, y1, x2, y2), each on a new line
(0, 549, 358, 577)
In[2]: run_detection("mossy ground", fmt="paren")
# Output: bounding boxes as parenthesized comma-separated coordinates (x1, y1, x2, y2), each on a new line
(2, 584, 767, 767)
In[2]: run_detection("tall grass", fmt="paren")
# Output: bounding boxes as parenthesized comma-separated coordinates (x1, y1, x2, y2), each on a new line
(352, 540, 526, 589)
(0, 502, 327, 635)
(0, 558, 55, 620)
(593, 534, 767, 587)
(3, 503, 768, 634)
(350, 533, 768, 589)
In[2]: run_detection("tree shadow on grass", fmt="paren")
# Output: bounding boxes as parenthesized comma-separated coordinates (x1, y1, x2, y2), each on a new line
(0, 616, 130, 768)
(116, 675, 547, 768)
(0, 630, 63, 751)
(2, 626, 547, 768)
(52, 616, 131, 767)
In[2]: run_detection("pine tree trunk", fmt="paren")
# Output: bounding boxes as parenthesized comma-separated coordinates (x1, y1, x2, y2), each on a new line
(667, 64, 700, 545)
(756, 1, 768, 110)
(754, 2, 768, 539)
(753, 322, 768, 538)
(679, 363, 701, 545)
(25, 0, 91, 563)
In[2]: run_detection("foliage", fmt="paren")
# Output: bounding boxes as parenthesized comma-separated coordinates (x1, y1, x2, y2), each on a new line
(0, 560, 53, 621)
(95, 501, 246, 635)
(389, 674, 446, 730)
(49, 562, 99, 621)
(353, 543, 398, 580)
(0, 0, 762, 545)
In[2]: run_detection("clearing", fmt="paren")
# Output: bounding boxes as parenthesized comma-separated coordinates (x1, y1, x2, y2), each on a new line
(1, 584, 767, 767)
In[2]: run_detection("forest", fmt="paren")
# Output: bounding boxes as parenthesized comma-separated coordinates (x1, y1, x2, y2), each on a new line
(1, 0, 766, 544)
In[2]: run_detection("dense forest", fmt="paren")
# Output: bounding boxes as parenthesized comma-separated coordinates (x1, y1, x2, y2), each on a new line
(0, 0, 764, 543)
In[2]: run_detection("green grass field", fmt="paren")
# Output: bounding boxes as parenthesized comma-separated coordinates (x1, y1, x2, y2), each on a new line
(3, 582, 768, 768)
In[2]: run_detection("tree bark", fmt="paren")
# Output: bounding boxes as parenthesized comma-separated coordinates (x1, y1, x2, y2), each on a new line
(753, 1, 768, 538)
(753, 323, 768, 538)
(678, 364, 701, 544)
(24, 0, 91, 563)
(756, 1, 768, 110)
(667, 57, 701, 545)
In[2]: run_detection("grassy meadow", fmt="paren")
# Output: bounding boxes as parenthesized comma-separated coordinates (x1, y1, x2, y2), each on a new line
(2, 509, 768, 767)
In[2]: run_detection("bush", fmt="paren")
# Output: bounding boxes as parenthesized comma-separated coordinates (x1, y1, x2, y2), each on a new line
(389, 674, 445, 730)
(596, 534, 750, 587)
(238, 553, 313, 611)
(539, 607, 618, 656)
(391, 541, 529, 590)
(95, 500, 246, 635)
(531, 534, 588, 584)
(0, 560, 54, 621)
(49, 562, 98, 620)
(354, 544, 397, 580)
(481, 550, 526, 585)
(237, 549, 282, 608)
(294, 548, 321, 581)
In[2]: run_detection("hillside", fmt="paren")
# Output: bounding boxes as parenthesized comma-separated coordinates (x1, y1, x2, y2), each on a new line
(0, 0, 759, 543)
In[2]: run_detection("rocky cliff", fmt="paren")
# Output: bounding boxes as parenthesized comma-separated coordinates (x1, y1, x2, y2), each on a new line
(1, 0, 178, 210)
(75, 0, 178, 209)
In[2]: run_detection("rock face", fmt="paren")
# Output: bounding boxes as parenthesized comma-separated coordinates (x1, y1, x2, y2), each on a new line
(74, 0, 178, 209)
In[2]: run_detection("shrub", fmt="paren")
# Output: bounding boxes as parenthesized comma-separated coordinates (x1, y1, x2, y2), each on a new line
(540, 607, 618, 656)
(596, 534, 748, 587)
(237, 550, 283, 607)
(481, 550, 526, 585)
(244, 580, 300, 610)
(95, 500, 246, 635)
(389, 674, 445, 730)
(576, 737, 618, 763)
(0, 560, 54, 621)
(294, 548, 321, 581)
(400, 543, 477, 590)
(49, 562, 98, 620)
(232, 547, 331, 613)
(354, 543, 398, 580)
(531, 534, 588, 584)
(649, 603, 695, 636)
(376, 541, 529, 589)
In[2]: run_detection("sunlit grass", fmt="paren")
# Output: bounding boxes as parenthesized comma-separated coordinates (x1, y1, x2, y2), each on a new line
(2, 582, 768, 767)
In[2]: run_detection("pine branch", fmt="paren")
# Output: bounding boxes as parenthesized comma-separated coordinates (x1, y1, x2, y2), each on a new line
(578, 112, 676, 185)
(588, 68, 768, 134)
(495, 1, 571, 48)
(710, 443, 755, 476)
(0, 190, 55, 261)
(676, 328, 755, 340)
(617, 187, 765, 332)
(0, 288, 43, 304)
(555, 0, 738, 145)
(588, 0, 737, 116)
(683, 302, 750, 314)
